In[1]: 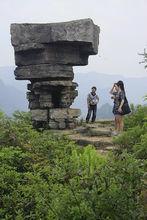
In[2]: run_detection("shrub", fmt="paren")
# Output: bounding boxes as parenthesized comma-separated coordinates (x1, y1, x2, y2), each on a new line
(47, 151, 143, 220)
(133, 133, 147, 159)
(0, 110, 145, 219)
(113, 126, 145, 153)
(114, 106, 147, 158)
(124, 105, 147, 130)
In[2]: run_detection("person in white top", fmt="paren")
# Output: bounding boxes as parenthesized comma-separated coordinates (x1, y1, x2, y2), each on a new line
(86, 86, 99, 123)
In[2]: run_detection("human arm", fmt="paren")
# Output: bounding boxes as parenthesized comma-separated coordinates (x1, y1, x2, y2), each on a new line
(118, 100, 125, 113)
(118, 92, 125, 113)
(110, 84, 116, 94)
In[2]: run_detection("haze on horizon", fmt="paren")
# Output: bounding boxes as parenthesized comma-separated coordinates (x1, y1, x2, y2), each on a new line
(0, 0, 147, 77)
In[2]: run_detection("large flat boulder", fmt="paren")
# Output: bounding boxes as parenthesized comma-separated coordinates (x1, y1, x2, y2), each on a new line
(32, 81, 77, 88)
(31, 109, 48, 121)
(11, 18, 100, 55)
(14, 64, 74, 80)
(49, 108, 81, 119)
(14, 44, 89, 66)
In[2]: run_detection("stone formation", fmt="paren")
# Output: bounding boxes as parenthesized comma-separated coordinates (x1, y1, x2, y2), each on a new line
(11, 18, 100, 129)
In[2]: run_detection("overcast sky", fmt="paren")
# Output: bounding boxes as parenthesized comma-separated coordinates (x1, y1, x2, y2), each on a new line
(0, 0, 147, 77)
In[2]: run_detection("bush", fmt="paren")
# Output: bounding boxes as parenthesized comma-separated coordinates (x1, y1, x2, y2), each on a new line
(0, 110, 145, 219)
(47, 151, 143, 220)
(114, 106, 147, 159)
(113, 126, 144, 152)
(0, 146, 143, 219)
(124, 105, 147, 130)
(133, 133, 147, 159)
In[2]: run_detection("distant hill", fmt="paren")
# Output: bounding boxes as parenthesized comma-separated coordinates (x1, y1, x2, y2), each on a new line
(0, 66, 28, 115)
(0, 66, 147, 117)
(97, 103, 113, 119)
(0, 66, 27, 92)
(72, 71, 147, 117)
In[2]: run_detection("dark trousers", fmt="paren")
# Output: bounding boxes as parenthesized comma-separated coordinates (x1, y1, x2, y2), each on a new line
(86, 105, 97, 122)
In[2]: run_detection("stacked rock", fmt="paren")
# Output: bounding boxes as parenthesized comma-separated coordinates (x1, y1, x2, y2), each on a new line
(10, 18, 100, 129)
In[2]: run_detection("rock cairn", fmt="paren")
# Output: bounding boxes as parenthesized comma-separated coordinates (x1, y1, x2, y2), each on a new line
(10, 18, 100, 129)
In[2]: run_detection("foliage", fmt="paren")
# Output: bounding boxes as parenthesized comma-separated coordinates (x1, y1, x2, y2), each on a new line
(114, 105, 147, 159)
(112, 104, 147, 219)
(0, 110, 145, 219)
(123, 105, 147, 130)
(139, 48, 147, 69)
(133, 133, 147, 159)
(48, 151, 143, 220)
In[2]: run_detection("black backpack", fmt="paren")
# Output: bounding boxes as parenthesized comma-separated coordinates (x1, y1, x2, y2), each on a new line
(121, 97, 131, 115)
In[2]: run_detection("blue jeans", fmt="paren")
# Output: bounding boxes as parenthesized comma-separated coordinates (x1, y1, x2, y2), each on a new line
(86, 105, 97, 122)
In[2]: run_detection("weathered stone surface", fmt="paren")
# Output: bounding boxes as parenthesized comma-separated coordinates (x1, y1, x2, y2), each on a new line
(28, 84, 78, 108)
(60, 91, 78, 107)
(49, 108, 81, 119)
(31, 109, 48, 121)
(48, 119, 66, 129)
(68, 109, 81, 118)
(11, 18, 99, 129)
(14, 43, 45, 52)
(39, 94, 52, 101)
(14, 44, 89, 66)
(15, 65, 74, 80)
(30, 108, 80, 128)
(58, 119, 66, 129)
(48, 120, 58, 129)
(39, 102, 53, 108)
(49, 109, 68, 120)
(26, 92, 38, 101)
(11, 19, 100, 55)
(39, 94, 53, 108)
(67, 122, 76, 129)
(29, 100, 40, 109)
(32, 81, 76, 88)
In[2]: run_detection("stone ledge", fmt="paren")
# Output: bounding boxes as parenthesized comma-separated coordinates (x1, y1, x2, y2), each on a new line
(14, 64, 74, 80)
(14, 44, 89, 66)
(32, 81, 78, 88)
(11, 18, 100, 55)
(49, 108, 81, 119)
(31, 109, 48, 121)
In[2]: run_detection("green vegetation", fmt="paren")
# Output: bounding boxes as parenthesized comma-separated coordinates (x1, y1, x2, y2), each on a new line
(114, 105, 147, 218)
(139, 48, 147, 69)
(0, 110, 146, 219)
(114, 105, 147, 159)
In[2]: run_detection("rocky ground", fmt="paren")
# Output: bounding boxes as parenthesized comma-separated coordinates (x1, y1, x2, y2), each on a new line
(52, 119, 116, 154)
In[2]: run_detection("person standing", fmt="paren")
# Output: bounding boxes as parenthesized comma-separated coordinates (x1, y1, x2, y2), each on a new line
(86, 86, 99, 123)
(110, 80, 129, 135)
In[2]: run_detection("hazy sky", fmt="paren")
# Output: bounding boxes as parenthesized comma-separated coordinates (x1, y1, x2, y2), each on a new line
(0, 0, 147, 77)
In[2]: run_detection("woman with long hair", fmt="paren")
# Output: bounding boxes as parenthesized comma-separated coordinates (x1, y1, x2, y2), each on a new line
(110, 80, 126, 135)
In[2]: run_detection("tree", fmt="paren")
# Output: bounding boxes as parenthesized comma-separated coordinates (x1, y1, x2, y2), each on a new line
(139, 48, 147, 69)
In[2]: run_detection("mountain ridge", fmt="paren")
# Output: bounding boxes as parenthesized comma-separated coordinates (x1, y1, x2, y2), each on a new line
(0, 66, 147, 117)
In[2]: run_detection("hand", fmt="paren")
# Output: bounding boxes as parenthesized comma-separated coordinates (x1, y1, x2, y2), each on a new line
(118, 107, 122, 113)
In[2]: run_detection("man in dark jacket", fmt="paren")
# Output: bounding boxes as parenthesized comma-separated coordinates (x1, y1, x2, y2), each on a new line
(86, 86, 99, 123)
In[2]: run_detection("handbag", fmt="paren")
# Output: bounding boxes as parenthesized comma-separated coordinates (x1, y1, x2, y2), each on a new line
(121, 97, 131, 115)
